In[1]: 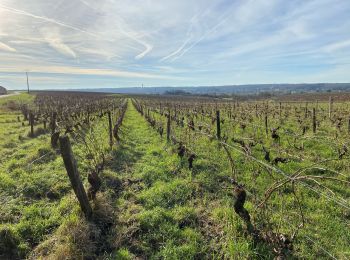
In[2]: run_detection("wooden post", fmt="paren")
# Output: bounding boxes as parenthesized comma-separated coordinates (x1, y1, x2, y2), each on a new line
(29, 112, 34, 136)
(59, 135, 92, 219)
(51, 112, 57, 135)
(329, 97, 333, 119)
(216, 110, 221, 139)
(265, 113, 268, 136)
(279, 102, 282, 119)
(166, 112, 171, 142)
(107, 111, 113, 148)
(312, 108, 316, 133)
(305, 102, 308, 118)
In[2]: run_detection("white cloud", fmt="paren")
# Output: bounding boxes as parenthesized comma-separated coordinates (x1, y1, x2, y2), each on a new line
(0, 64, 181, 80)
(0, 0, 349, 88)
(134, 41, 153, 60)
(160, 35, 192, 62)
(0, 3, 100, 37)
(323, 39, 350, 52)
(41, 27, 77, 59)
(0, 41, 16, 52)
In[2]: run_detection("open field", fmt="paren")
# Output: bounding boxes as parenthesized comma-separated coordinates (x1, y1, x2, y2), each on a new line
(0, 92, 349, 259)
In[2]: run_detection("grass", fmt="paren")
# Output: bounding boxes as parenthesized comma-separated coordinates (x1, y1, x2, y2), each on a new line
(132, 99, 350, 259)
(0, 94, 113, 259)
(109, 103, 206, 259)
(0, 95, 349, 259)
(106, 102, 282, 259)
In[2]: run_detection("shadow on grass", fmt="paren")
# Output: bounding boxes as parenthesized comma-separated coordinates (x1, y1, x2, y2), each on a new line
(27, 127, 49, 138)
(109, 142, 145, 173)
(250, 240, 297, 259)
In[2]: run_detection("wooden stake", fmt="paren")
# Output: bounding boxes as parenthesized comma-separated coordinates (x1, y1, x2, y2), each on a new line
(329, 97, 333, 119)
(265, 113, 268, 136)
(51, 112, 57, 135)
(305, 102, 308, 119)
(59, 135, 92, 219)
(29, 112, 34, 136)
(107, 111, 113, 148)
(279, 102, 282, 119)
(216, 110, 221, 139)
(166, 112, 171, 142)
(312, 108, 316, 133)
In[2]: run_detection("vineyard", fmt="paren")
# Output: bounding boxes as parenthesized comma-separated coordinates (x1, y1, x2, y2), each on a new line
(0, 92, 349, 259)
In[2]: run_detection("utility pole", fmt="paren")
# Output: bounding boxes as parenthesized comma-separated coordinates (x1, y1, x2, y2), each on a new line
(26, 72, 30, 93)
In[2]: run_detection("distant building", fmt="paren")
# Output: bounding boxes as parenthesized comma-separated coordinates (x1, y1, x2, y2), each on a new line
(0, 86, 7, 95)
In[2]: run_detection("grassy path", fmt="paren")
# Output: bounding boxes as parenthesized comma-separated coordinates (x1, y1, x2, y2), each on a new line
(107, 101, 281, 259)
(108, 102, 207, 259)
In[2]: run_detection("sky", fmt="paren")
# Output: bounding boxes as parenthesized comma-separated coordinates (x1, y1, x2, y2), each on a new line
(0, 0, 350, 90)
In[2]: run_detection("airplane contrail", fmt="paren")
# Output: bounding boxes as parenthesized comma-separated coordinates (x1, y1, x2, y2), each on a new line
(171, 15, 230, 61)
(160, 12, 201, 62)
(116, 20, 153, 60)
(160, 35, 192, 62)
(0, 3, 153, 59)
(160, 3, 227, 62)
(170, 3, 235, 62)
(78, 0, 101, 12)
(0, 3, 98, 38)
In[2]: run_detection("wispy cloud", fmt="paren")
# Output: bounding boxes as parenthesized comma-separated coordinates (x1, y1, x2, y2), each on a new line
(0, 64, 181, 80)
(0, 3, 98, 37)
(161, 2, 236, 62)
(115, 18, 153, 60)
(41, 28, 77, 59)
(0, 41, 16, 52)
(323, 39, 350, 52)
(0, 0, 349, 89)
(134, 41, 153, 60)
(160, 35, 192, 62)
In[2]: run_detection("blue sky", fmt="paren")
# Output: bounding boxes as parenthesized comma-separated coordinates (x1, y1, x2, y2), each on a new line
(0, 0, 350, 89)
